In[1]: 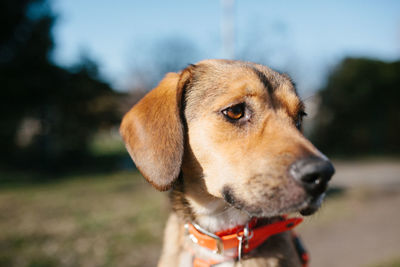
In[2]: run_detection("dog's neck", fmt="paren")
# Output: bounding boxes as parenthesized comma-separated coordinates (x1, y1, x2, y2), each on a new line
(187, 193, 251, 233)
(170, 173, 251, 233)
(168, 174, 305, 267)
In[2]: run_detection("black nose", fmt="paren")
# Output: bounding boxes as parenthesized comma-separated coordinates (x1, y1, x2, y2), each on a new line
(289, 157, 335, 197)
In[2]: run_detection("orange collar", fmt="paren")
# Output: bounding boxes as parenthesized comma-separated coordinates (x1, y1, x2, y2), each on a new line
(185, 216, 304, 267)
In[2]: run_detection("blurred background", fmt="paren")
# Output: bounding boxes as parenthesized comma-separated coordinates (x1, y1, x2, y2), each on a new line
(1, 0, 399, 266)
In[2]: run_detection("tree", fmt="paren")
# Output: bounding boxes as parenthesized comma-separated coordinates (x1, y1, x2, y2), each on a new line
(311, 57, 400, 156)
(128, 37, 200, 90)
(0, 0, 121, 170)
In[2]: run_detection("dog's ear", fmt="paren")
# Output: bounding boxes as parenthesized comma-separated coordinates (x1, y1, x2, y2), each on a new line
(120, 67, 194, 191)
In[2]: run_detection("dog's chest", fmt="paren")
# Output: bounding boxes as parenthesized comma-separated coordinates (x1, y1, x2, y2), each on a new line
(178, 249, 282, 267)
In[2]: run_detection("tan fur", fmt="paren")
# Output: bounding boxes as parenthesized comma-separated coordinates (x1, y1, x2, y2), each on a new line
(120, 60, 330, 267)
(120, 72, 185, 190)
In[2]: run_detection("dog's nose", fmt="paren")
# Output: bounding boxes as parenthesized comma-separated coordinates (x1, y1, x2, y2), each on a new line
(289, 157, 335, 197)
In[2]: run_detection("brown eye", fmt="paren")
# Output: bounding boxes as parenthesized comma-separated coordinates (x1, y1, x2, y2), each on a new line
(222, 103, 245, 121)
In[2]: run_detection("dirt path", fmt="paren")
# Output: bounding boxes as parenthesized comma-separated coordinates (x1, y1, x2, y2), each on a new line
(297, 160, 400, 267)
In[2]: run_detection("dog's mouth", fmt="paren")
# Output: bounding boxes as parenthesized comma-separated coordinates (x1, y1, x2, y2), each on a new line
(299, 193, 326, 216)
(222, 185, 328, 218)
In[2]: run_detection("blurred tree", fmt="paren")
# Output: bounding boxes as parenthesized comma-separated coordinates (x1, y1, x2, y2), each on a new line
(128, 36, 200, 91)
(0, 0, 120, 170)
(122, 37, 200, 120)
(311, 57, 400, 156)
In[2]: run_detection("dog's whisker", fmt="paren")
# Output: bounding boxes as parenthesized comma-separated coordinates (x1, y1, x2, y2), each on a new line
(302, 93, 317, 102)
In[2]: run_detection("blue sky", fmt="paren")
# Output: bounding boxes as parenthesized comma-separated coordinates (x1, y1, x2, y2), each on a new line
(52, 0, 400, 94)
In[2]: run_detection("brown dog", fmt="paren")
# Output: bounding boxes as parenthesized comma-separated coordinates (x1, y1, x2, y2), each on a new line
(120, 59, 334, 267)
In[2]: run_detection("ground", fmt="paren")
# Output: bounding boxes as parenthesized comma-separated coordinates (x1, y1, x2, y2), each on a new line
(0, 159, 399, 267)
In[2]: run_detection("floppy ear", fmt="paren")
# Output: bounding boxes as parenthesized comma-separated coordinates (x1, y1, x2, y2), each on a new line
(120, 68, 194, 191)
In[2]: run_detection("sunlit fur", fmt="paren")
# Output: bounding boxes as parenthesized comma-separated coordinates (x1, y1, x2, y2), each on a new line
(121, 59, 330, 267)
(181, 60, 324, 223)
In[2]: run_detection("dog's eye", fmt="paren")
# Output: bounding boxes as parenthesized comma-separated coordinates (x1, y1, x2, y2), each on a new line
(296, 111, 307, 130)
(222, 103, 245, 121)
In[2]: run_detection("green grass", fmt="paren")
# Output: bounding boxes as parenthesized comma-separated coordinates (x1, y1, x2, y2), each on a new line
(369, 258, 400, 267)
(88, 130, 126, 156)
(0, 171, 169, 267)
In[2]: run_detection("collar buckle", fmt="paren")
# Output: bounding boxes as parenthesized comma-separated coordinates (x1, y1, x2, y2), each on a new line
(237, 222, 253, 261)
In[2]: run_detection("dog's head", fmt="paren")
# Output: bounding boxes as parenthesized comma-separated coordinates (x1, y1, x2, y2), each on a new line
(120, 59, 334, 216)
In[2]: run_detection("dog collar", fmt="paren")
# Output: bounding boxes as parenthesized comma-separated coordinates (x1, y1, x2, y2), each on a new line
(185, 216, 306, 267)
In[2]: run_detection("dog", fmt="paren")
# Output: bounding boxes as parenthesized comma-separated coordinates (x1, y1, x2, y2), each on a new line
(120, 59, 334, 267)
